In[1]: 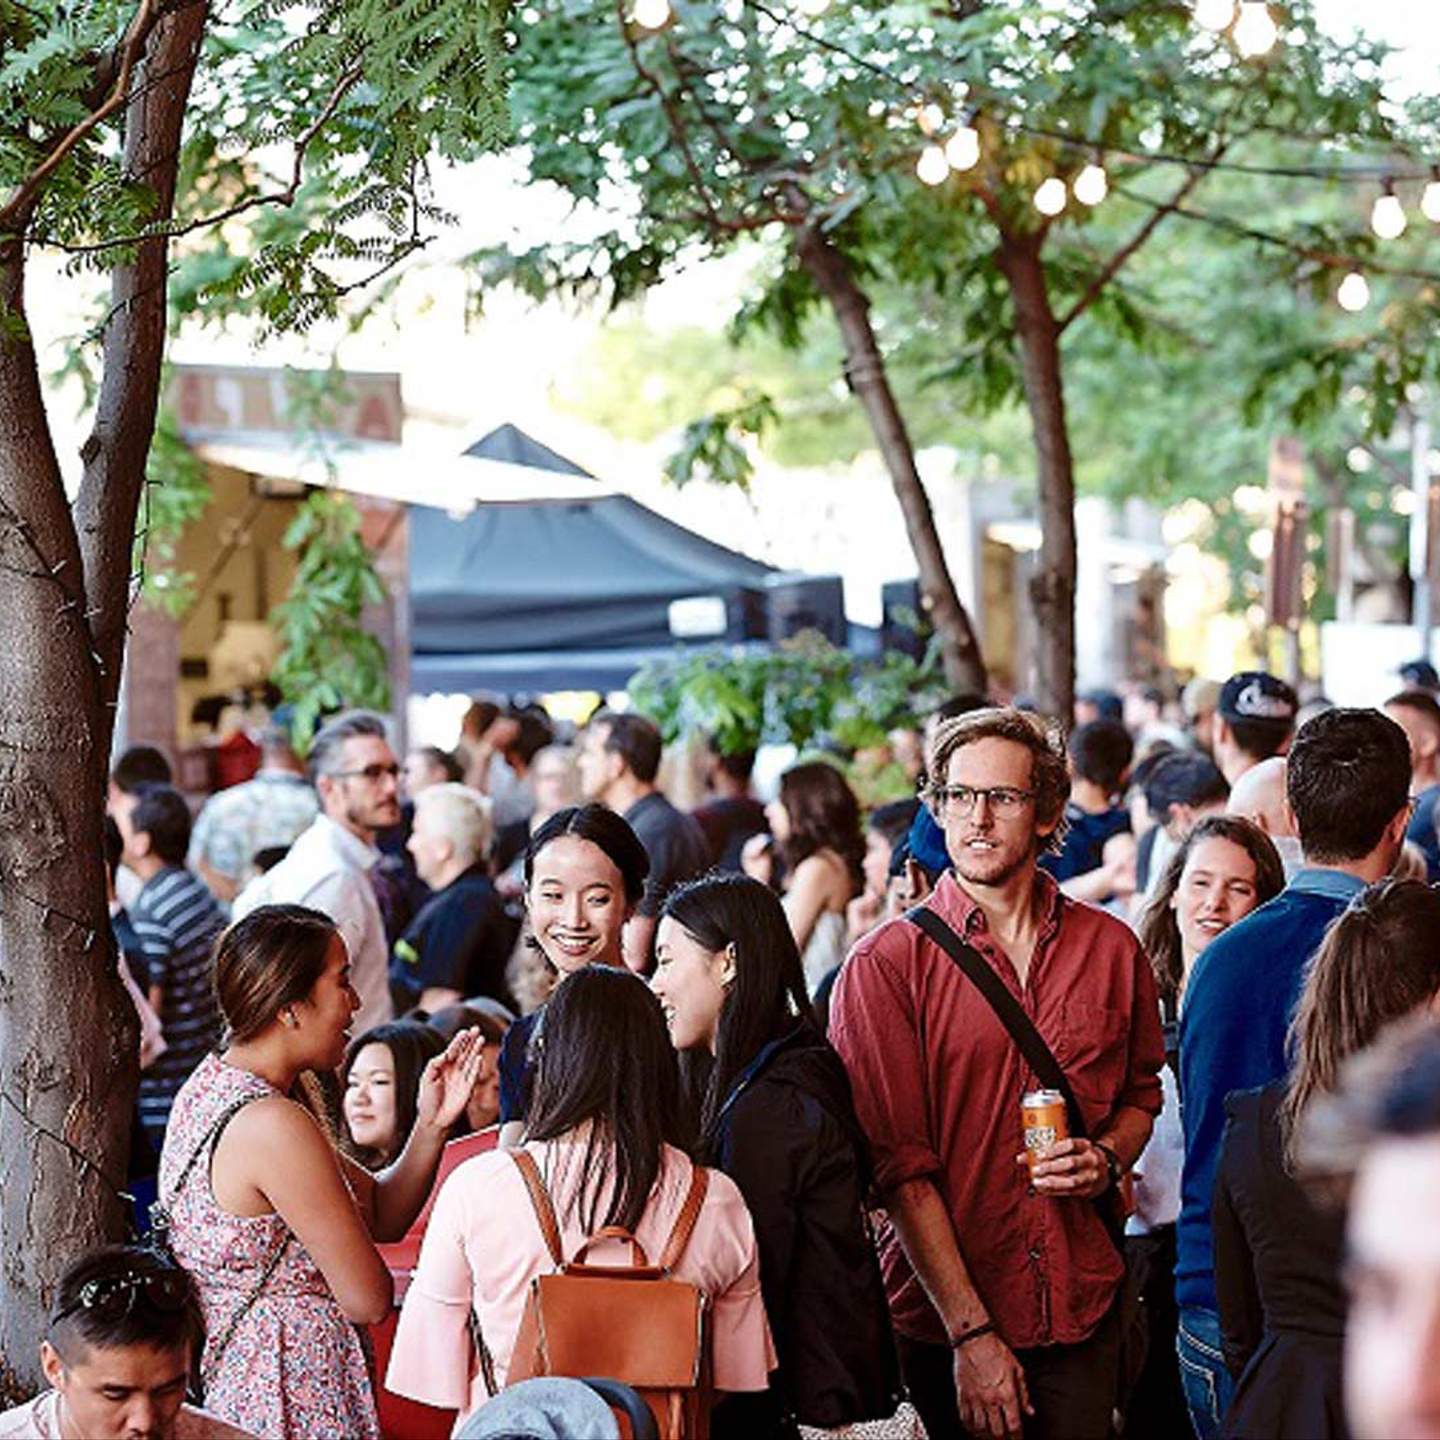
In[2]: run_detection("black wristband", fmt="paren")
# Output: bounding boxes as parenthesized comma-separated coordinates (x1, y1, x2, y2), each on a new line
(1095, 1141, 1122, 1192)
(948, 1321, 995, 1349)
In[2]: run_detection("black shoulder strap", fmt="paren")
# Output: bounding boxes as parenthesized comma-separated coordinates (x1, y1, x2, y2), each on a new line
(907, 905, 1090, 1142)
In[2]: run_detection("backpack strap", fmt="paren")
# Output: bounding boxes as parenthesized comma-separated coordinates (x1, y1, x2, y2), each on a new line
(511, 1150, 564, 1267)
(658, 1163, 709, 1274)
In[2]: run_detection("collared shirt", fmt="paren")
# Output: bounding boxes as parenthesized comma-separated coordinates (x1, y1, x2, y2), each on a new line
(624, 790, 711, 919)
(187, 771, 319, 890)
(233, 814, 392, 1032)
(387, 1139, 775, 1425)
(1176, 866, 1366, 1314)
(830, 869, 1164, 1349)
(0, 1391, 254, 1439)
(389, 865, 513, 1014)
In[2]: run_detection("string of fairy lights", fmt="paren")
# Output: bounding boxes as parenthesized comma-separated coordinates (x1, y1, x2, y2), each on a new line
(618, 0, 1436, 315)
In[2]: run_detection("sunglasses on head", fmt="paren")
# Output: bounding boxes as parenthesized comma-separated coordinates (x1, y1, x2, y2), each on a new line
(51, 1269, 192, 1328)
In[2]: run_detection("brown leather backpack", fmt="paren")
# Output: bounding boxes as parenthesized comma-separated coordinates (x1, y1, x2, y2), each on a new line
(501, 1149, 714, 1439)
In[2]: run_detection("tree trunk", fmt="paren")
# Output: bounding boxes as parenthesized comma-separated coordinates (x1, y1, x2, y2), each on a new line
(0, 237, 136, 1400)
(998, 231, 1077, 723)
(0, 0, 207, 1390)
(793, 222, 989, 695)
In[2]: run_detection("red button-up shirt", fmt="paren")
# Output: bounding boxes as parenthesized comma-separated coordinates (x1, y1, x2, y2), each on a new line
(830, 869, 1163, 1350)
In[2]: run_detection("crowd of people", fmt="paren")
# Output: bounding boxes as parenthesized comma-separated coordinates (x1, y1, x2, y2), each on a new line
(8, 662, 1440, 1440)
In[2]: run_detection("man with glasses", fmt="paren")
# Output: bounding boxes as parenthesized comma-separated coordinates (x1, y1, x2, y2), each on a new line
(831, 707, 1163, 1440)
(233, 710, 399, 1031)
(0, 1245, 252, 1439)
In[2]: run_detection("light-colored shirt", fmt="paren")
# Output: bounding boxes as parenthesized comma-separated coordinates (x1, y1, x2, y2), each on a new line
(0, 1390, 253, 1440)
(233, 813, 392, 1032)
(188, 771, 319, 891)
(387, 1138, 775, 1427)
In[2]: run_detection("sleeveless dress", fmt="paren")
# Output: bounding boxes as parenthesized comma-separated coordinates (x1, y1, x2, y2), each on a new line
(159, 1052, 380, 1440)
(800, 909, 849, 997)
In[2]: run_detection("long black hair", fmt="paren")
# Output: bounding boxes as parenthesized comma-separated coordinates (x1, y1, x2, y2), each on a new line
(661, 872, 811, 1143)
(524, 965, 689, 1233)
(523, 803, 650, 905)
(341, 1019, 445, 1168)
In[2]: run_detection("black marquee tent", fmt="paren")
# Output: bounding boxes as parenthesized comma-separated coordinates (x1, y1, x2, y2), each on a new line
(409, 427, 779, 694)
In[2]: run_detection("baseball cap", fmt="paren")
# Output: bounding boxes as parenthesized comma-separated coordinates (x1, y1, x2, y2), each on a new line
(1399, 659, 1440, 691)
(1218, 671, 1298, 728)
(1077, 688, 1123, 722)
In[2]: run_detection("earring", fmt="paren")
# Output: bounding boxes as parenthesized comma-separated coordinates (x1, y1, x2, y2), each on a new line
(282, 1009, 299, 1029)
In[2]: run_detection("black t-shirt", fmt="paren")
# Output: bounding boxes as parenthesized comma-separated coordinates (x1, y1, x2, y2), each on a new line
(624, 791, 711, 918)
(389, 865, 513, 1014)
(1039, 803, 1131, 883)
(498, 1008, 542, 1124)
(691, 795, 769, 872)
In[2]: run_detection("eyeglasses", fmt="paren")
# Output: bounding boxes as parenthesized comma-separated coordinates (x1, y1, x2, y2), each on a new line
(51, 1269, 192, 1327)
(330, 762, 400, 783)
(928, 784, 1036, 816)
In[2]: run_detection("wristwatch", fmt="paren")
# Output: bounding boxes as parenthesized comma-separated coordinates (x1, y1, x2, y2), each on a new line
(1094, 1141, 1123, 1192)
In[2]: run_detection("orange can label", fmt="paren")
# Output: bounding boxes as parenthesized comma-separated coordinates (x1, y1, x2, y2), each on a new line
(1022, 1089, 1068, 1174)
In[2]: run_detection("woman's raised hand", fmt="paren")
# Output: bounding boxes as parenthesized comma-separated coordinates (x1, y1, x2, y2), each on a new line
(416, 1027, 486, 1133)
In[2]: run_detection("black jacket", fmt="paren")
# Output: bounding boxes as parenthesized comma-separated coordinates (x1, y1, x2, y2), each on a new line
(707, 1024, 902, 1429)
(1214, 1082, 1348, 1440)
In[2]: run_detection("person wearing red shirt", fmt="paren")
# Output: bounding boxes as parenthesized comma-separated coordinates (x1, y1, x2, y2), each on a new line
(830, 707, 1164, 1440)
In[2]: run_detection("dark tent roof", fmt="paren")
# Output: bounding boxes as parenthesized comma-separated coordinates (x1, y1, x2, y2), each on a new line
(462, 423, 592, 477)
(410, 493, 777, 694)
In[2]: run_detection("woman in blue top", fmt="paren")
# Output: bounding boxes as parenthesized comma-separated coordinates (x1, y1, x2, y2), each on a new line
(496, 804, 649, 1147)
(653, 871, 902, 1438)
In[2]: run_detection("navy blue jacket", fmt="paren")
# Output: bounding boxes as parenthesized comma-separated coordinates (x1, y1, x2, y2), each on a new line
(1176, 869, 1364, 1313)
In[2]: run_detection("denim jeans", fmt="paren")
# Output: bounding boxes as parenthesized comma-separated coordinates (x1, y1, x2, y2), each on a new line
(1176, 1306, 1234, 1440)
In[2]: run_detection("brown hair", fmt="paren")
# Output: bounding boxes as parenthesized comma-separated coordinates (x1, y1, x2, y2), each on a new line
(924, 707, 1070, 855)
(1281, 877, 1440, 1170)
(215, 904, 339, 1043)
(1136, 814, 1284, 1004)
(778, 760, 865, 896)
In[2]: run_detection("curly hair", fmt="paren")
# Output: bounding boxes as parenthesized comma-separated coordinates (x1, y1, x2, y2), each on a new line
(923, 707, 1071, 856)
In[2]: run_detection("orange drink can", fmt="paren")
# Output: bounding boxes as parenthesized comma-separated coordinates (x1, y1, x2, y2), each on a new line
(1022, 1089, 1068, 1175)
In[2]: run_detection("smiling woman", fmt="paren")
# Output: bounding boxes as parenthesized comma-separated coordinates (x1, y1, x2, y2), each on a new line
(493, 806, 650, 1148)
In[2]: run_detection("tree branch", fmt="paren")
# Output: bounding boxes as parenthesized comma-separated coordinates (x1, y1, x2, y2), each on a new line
(1056, 154, 1219, 334)
(0, 0, 165, 234)
(30, 61, 365, 255)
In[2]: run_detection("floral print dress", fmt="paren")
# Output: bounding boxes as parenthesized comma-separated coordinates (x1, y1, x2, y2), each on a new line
(160, 1052, 380, 1440)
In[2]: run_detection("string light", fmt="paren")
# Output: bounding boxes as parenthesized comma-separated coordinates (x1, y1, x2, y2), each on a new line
(916, 102, 945, 137)
(1193, 0, 1235, 30)
(916, 145, 949, 186)
(1072, 161, 1108, 206)
(1034, 176, 1067, 216)
(794, 0, 830, 13)
(1233, 1, 1278, 57)
(632, 0, 671, 27)
(1337, 271, 1370, 312)
(1371, 182, 1407, 239)
(1422, 170, 1440, 224)
(944, 124, 981, 172)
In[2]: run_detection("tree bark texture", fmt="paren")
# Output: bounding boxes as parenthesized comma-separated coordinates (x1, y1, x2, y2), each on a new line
(0, 0, 207, 1392)
(793, 221, 989, 696)
(998, 232, 1077, 724)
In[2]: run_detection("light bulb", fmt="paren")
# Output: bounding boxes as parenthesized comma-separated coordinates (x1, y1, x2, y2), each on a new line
(1034, 176, 1067, 216)
(1072, 162, 1108, 206)
(1422, 180, 1440, 223)
(916, 145, 950, 187)
(1337, 271, 1370, 312)
(1371, 191, 1406, 240)
(917, 103, 945, 137)
(633, 0, 670, 25)
(1193, 0, 1235, 30)
(1233, 1, 1277, 57)
(944, 125, 980, 172)
(795, 0, 830, 13)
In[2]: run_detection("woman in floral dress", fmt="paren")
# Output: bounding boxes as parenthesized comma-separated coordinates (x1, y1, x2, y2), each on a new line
(159, 903, 481, 1440)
